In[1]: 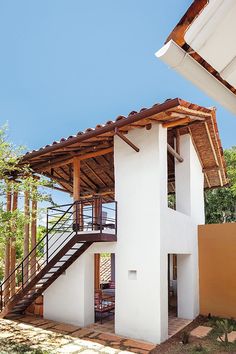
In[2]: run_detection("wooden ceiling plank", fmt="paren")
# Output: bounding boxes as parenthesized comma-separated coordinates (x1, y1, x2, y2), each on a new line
(93, 155, 114, 184)
(80, 169, 99, 190)
(83, 161, 107, 186)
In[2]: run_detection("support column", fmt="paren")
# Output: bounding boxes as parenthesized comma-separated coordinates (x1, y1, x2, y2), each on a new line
(111, 253, 115, 282)
(177, 254, 199, 319)
(3, 186, 12, 301)
(10, 190, 18, 297)
(73, 157, 80, 201)
(94, 254, 100, 291)
(175, 134, 203, 320)
(175, 134, 205, 224)
(30, 186, 37, 281)
(73, 157, 83, 229)
(114, 124, 168, 343)
(23, 190, 30, 285)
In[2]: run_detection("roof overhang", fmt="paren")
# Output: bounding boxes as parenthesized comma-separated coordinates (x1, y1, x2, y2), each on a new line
(21, 98, 228, 196)
(156, 40, 236, 114)
(156, 0, 236, 115)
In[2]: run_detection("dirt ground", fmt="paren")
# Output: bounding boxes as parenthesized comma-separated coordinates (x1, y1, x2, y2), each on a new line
(151, 316, 236, 354)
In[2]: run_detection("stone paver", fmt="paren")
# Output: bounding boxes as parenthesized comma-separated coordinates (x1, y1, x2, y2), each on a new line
(0, 315, 159, 353)
(53, 323, 80, 333)
(228, 331, 236, 343)
(190, 325, 212, 338)
(74, 338, 104, 350)
(168, 317, 191, 337)
(72, 328, 95, 338)
(123, 339, 156, 351)
(39, 321, 59, 329)
(101, 346, 119, 354)
(99, 333, 123, 342)
(57, 343, 82, 353)
(217, 330, 236, 343)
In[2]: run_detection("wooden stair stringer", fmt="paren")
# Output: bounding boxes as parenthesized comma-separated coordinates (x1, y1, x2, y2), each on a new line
(1, 237, 93, 318)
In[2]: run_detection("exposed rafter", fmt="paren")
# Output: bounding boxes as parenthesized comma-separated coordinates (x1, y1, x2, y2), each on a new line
(114, 128, 139, 152)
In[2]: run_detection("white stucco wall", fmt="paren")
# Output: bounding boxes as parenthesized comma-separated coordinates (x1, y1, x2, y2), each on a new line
(44, 242, 116, 326)
(114, 124, 168, 343)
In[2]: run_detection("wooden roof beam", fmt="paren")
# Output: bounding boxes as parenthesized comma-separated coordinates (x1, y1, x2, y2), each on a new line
(168, 112, 205, 121)
(114, 128, 139, 152)
(167, 143, 184, 163)
(34, 147, 113, 171)
(204, 122, 219, 167)
(163, 117, 191, 129)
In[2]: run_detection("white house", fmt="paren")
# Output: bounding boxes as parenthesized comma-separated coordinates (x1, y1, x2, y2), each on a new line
(0, 98, 227, 344)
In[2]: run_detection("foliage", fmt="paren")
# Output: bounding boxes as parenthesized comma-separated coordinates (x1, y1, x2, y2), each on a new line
(0, 124, 53, 281)
(205, 146, 236, 223)
(0, 338, 50, 353)
(168, 194, 176, 209)
(216, 319, 233, 345)
(191, 344, 208, 353)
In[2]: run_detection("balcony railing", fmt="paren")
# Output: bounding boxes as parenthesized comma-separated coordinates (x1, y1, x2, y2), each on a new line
(47, 197, 117, 242)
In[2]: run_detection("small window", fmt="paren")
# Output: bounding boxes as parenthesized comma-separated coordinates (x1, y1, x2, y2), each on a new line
(128, 270, 137, 280)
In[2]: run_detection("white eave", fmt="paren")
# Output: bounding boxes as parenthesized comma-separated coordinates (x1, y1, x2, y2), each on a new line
(155, 40, 236, 115)
(156, 0, 236, 115)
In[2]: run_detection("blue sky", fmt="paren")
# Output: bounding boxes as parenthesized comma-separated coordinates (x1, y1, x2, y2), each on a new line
(0, 0, 236, 153)
(0, 0, 235, 208)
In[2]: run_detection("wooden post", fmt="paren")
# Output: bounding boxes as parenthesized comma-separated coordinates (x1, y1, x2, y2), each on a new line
(94, 254, 100, 291)
(73, 157, 82, 229)
(9, 190, 18, 297)
(3, 187, 12, 301)
(176, 129, 180, 155)
(93, 197, 101, 230)
(73, 157, 80, 201)
(23, 190, 30, 285)
(30, 186, 37, 281)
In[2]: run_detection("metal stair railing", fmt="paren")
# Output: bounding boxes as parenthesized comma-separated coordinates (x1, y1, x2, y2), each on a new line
(0, 202, 75, 311)
(0, 197, 117, 312)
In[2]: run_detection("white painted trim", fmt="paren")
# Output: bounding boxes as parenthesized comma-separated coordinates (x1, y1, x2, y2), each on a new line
(155, 40, 236, 115)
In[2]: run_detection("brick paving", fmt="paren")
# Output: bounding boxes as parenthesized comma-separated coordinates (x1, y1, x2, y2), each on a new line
(190, 325, 212, 338)
(0, 315, 157, 353)
(168, 316, 191, 337)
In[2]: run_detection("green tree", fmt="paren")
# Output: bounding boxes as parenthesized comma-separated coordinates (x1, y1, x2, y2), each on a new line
(205, 146, 236, 223)
(0, 124, 53, 285)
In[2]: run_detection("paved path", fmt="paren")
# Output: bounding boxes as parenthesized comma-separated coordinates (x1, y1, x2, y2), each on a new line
(0, 315, 157, 353)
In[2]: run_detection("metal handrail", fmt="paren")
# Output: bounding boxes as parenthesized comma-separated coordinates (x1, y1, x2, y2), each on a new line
(0, 197, 117, 311)
(1, 202, 75, 286)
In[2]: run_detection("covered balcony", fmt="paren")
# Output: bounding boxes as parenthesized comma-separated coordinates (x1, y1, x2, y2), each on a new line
(47, 197, 117, 243)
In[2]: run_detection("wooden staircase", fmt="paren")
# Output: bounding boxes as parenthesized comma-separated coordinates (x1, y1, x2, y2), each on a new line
(0, 198, 117, 318)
